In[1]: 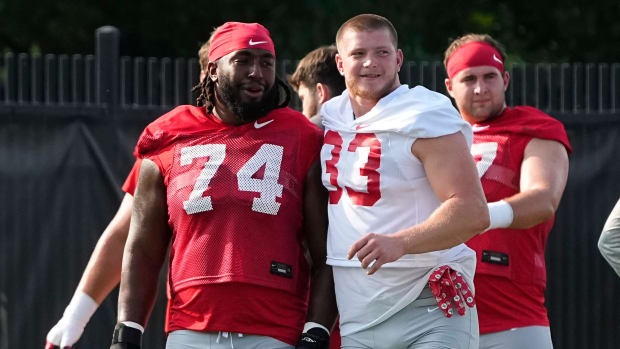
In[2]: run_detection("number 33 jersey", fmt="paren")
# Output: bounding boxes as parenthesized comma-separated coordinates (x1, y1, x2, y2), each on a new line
(134, 105, 322, 297)
(319, 85, 474, 268)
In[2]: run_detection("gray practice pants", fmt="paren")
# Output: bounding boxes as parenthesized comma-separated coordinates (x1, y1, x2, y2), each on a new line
(166, 330, 294, 349)
(341, 287, 479, 349)
(479, 326, 553, 349)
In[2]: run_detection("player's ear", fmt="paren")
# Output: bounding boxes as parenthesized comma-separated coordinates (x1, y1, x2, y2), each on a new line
(445, 78, 455, 98)
(316, 83, 331, 104)
(335, 54, 345, 76)
(208, 61, 218, 82)
(502, 71, 510, 92)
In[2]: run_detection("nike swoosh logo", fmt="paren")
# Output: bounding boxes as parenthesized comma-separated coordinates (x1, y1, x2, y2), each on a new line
(472, 125, 490, 132)
(254, 119, 274, 129)
(427, 306, 439, 313)
(249, 39, 268, 46)
(493, 54, 503, 65)
(355, 124, 369, 130)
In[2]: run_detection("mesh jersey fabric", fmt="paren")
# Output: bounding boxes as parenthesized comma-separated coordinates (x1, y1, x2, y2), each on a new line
(466, 106, 571, 334)
(121, 158, 142, 195)
(134, 105, 323, 344)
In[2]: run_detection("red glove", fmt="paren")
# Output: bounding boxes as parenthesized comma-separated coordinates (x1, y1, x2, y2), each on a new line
(428, 266, 475, 317)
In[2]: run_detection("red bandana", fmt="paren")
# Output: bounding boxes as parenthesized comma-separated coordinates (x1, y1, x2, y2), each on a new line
(446, 41, 504, 79)
(208, 22, 275, 62)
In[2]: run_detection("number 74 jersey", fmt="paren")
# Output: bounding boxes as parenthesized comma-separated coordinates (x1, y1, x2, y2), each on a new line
(319, 85, 474, 268)
(134, 105, 322, 296)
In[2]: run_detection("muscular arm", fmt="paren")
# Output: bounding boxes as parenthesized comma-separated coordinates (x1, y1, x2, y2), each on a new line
(77, 193, 133, 303)
(117, 159, 171, 326)
(402, 132, 489, 251)
(504, 138, 569, 229)
(599, 198, 620, 277)
(349, 132, 489, 274)
(302, 160, 338, 330)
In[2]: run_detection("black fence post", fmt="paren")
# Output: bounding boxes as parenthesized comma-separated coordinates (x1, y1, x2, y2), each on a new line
(95, 26, 120, 108)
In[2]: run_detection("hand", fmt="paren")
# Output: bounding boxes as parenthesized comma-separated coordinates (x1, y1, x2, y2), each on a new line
(295, 327, 330, 349)
(45, 291, 98, 349)
(347, 233, 405, 275)
(45, 316, 85, 348)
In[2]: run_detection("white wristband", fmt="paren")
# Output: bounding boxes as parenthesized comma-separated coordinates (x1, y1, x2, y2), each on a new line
(302, 321, 330, 335)
(120, 321, 145, 334)
(63, 291, 99, 326)
(486, 200, 514, 232)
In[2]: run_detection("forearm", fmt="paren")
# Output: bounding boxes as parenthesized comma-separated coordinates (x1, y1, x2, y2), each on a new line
(305, 263, 338, 330)
(396, 195, 488, 254)
(117, 244, 166, 325)
(504, 188, 558, 229)
(77, 193, 133, 303)
(77, 230, 126, 303)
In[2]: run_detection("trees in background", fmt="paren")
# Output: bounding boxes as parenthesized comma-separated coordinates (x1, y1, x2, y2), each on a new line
(0, 0, 617, 62)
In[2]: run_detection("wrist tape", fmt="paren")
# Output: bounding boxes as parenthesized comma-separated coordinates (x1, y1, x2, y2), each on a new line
(486, 200, 514, 232)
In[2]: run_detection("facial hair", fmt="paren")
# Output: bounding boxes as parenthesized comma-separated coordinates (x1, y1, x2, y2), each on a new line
(346, 70, 399, 101)
(216, 74, 278, 124)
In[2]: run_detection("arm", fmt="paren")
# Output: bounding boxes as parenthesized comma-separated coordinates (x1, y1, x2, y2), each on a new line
(296, 161, 338, 348)
(349, 132, 489, 274)
(46, 194, 133, 348)
(117, 159, 171, 328)
(598, 198, 620, 277)
(79, 193, 133, 302)
(504, 138, 569, 229)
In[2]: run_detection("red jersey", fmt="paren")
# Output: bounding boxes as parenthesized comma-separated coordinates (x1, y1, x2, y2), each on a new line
(134, 105, 323, 345)
(466, 106, 571, 334)
(121, 159, 142, 195)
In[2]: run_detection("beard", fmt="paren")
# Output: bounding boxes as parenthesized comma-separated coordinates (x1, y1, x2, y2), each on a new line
(346, 71, 399, 101)
(466, 99, 506, 123)
(215, 74, 278, 124)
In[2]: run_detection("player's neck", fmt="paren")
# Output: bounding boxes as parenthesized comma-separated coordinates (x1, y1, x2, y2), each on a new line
(464, 103, 507, 125)
(349, 81, 401, 118)
(349, 96, 378, 118)
(212, 98, 245, 126)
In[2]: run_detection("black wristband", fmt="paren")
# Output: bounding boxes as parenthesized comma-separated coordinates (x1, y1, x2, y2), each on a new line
(295, 327, 330, 349)
(110, 323, 142, 349)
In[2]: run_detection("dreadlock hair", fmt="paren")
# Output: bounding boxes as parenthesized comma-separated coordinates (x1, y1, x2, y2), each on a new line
(194, 76, 212, 108)
(194, 74, 291, 113)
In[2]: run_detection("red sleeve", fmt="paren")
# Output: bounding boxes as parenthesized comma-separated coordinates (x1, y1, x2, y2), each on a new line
(132, 105, 201, 187)
(293, 111, 323, 173)
(482, 106, 572, 154)
(148, 145, 175, 187)
(121, 158, 142, 195)
(303, 127, 324, 172)
(512, 107, 572, 154)
(134, 105, 204, 159)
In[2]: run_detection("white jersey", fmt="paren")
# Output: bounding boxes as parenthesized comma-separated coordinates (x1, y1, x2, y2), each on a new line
(319, 85, 477, 336)
(320, 85, 474, 267)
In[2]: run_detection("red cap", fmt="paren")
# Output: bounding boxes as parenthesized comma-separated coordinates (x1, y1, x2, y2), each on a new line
(208, 22, 275, 62)
(446, 41, 504, 79)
